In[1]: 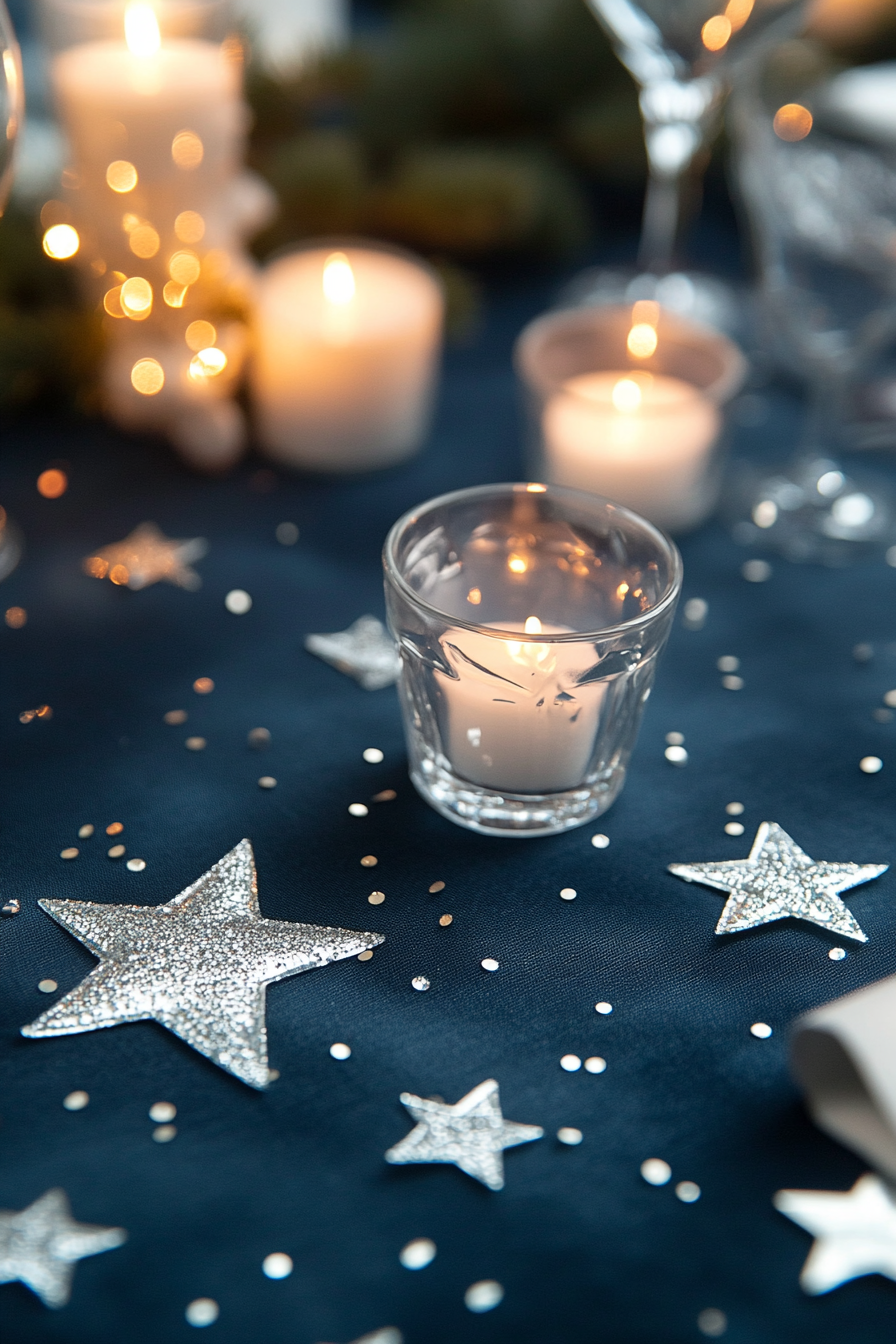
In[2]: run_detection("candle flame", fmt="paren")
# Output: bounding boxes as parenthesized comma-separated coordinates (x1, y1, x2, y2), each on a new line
(323, 252, 355, 305)
(612, 378, 642, 414)
(507, 554, 528, 574)
(627, 323, 658, 360)
(125, 4, 161, 57)
(524, 616, 543, 634)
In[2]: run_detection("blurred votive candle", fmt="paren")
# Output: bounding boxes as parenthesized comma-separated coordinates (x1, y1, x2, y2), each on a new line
(251, 243, 444, 471)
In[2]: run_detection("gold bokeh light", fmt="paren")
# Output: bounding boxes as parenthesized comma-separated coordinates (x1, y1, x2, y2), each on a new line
(42, 224, 80, 259)
(185, 320, 216, 351)
(129, 224, 160, 258)
(774, 103, 813, 142)
(106, 160, 138, 193)
(131, 357, 165, 395)
(120, 276, 153, 319)
(175, 210, 205, 243)
(171, 130, 204, 169)
(169, 250, 201, 285)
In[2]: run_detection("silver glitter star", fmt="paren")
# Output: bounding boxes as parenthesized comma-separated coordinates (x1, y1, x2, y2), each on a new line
(668, 822, 886, 942)
(83, 522, 208, 590)
(22, 840, 384, 1089)
(318, 1332, 402, 1344)
(385, 1078, 543, 1190)
(0, 1188, 126, 1309)
(774, 1174, 896, 1294)
(305, 615, 401, 690)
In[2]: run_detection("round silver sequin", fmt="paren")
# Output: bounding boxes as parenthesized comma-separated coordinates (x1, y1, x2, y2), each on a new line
(725, 802, 744, 816)
(348, 803, 369, 817)
(363, 747, 384, 763)
(724, 822, 745, 837)
(63, 1090, 89, 1111)
(258, 776, 277, 789)
(584, 1056, 606, 1074)
(360, 855, 378, 867)
(149, 1102, 176, 1123)
(829, 947, 846, 961)
(665, 745, 688, 765)
(275, 522, 299, 545)
(37, 979, 58, 994)
(248, 727, 271, 749)
(107, 844, 125, 859)
(185, 737, 206, 751)
(429, 880, 445, 892)
(127, 858, 146, 872)
(721, 675, 744, 691)
(683, 597, 708, 629)
(164, 710, 187, 725)
(676, 1180, 701, 1203)
(60, 847, 79, 860)
(591, 833, 610, 848)
(224, 589, 252, 615)
(884, 690, 896, 708)
(557, 1127, 583, 1145)
(330, 1042, 351, 1060)
(750, 1022, 773, 1039)
(665, 731, 685, 745)
(594, 1002, 613, 1015)
(860, 756, 883, 774)
(853, 642, 874, 663)
(78, 824, 95, 838)
(697, 1308, 728, 1338)
(152, 1124, 177, 1143)
(464, 1280, 504, 1313)
(481, 958, 499, 972)
(717, 656, 740, 673)
(560, 887, 577, 901)
(742, 559, 772, 583)
(412, 976, 431, 992)
(185, 1298, 219, 1327)
(641, 1158, 672, 1186)
(368, 891, 385, 905)
(560, 1054, 581, 1072)
(262, 1253, 293, 1279)
(399, 1237, 436, 1269)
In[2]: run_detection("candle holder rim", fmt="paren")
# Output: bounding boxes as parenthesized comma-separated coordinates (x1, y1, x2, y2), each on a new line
(383, 481, 683, 644)
(258, 235, 446, 296)
(514, 303, 748, 406)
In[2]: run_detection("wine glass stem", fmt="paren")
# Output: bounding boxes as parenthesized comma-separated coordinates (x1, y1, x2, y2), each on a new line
(638, 168, 682, 273)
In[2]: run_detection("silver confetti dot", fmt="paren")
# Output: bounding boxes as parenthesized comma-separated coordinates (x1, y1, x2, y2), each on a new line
(717, 656, 740, 673)
(149, 1102, 176, 1123)
(275, 522, 299, 546)
(185, 1298, 219, 1327)
(399, 1237, 436, 1270)
(107, 844, 125, 859)
(258, 776, 277, 789)
(873, 707, 894, 723)
(363, 747, 384, 763)
(887, 544, 896, 568)
(330, 1042, 351, 1060)
(481, 958, 499, 972)
(665, 745, 688, 765)
(224, 589, 252, 615)
(262, 1252, 293, 1279)
(584, 1056, 606, 1074)
(594, 1002, 613, 1015)
(676, 1180, 701, 1203)
(742, 558, 772, 583)
(464, 1280, 504, 1313)
(78, 824, 95, 838)
(38, 979, 58, 994)
(725, 802, 744, 816)
(641, 1158, 672, 1186)
(368, 891, 385, 905)
(665, 731, 685, 746)
(63, 1090, 89, 1110)
(411, 976, 431, 992)
(126, 858, 146, 872)
(884, 689, 896, 708)
(682, 597, 708, 629)
(750, 1022, 773, 1039)
(60, 847, 79, 860)
(724, 822, 744, 837)
(557, 1127, 583, 1145)
(853, 642, 874, 663)
(248, 727, 271, 749)
(860, 756, 883, 774)
(591, 833, 610, 848)
(152, 1124, 177, 1143)
(185, 736, 206, 751)
(348, 803, 369, 817)
(697, 1308, 728, 1338)
(560, 1054, 581, 1072)
(829, 947, 846, 961)
(559, 887, 577, 901)
(721, 675, 744, 691)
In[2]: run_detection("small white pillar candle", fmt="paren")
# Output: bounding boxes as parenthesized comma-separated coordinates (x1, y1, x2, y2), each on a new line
(543, 371, 721, 534)
(438, 618, 605, 794)
(251, 245, 444, 471)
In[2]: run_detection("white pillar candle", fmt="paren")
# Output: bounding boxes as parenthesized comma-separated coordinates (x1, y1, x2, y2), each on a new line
(542, 371, 721, 533)
(251, 245, 444, 471)
(438, 618, 605, 794)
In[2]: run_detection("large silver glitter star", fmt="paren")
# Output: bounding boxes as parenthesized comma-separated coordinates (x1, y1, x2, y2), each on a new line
(668, 822, 886, 941)
(774, 1173, 896, 1294)
(385, 1078, 543, 1190)
(305, 615, 401, 690)
(83, 522, 208, 590)
(0, 1188, 126, 1309)
(22, 840, 384, 1089)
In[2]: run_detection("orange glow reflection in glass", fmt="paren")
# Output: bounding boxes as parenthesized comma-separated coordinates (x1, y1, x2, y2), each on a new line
(131, 357, 165, 395)
(701, 15, 732, 50)
(774, 103, 813, 142)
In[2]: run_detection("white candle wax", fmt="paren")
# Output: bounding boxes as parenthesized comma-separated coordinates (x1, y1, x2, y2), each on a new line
(251, 246, 443, 471)
(438, 620, 605, 794)
(543, 371, 721, 533)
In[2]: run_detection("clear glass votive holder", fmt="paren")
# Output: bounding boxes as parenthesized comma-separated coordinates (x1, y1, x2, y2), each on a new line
(515, 303, 747, 534)
(383, 482, 682, 837)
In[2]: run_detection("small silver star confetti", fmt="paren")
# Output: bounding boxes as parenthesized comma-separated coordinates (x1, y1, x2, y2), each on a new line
(774, 1174, 896, 1294)
(22, 840, 384, 1089)
(305, 615, 401, 690)
(318, 1332, 403, 1344)
(385, 1078, 543, 1190)
(0, 1188, 126, 1309)
(83, 522, 208, 591)
(668, 822, 886, 942)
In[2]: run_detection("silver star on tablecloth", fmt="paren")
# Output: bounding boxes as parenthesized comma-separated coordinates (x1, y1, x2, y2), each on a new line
(305, 615, 401, 690)
(668, 821, 886, 942)
(83, 522, 208, 590)
(385, 1078, 543, 1190)
(774, 1173, 896, 1293)
(0, 1188, 126, 1309)
(22, 839, 384, 1089)
(318, 1332, 402, 1344)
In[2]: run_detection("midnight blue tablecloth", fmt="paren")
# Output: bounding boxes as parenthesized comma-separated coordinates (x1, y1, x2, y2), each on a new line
(1, 263, 895, 1344)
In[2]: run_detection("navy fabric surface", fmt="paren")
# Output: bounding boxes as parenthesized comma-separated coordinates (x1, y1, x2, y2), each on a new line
(1, 269, 896, 1344)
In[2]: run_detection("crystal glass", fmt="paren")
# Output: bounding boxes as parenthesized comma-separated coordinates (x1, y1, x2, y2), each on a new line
(515, 302, 746, 533)
(383, 483, 682, 838)
(731, 45, 896, 559)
